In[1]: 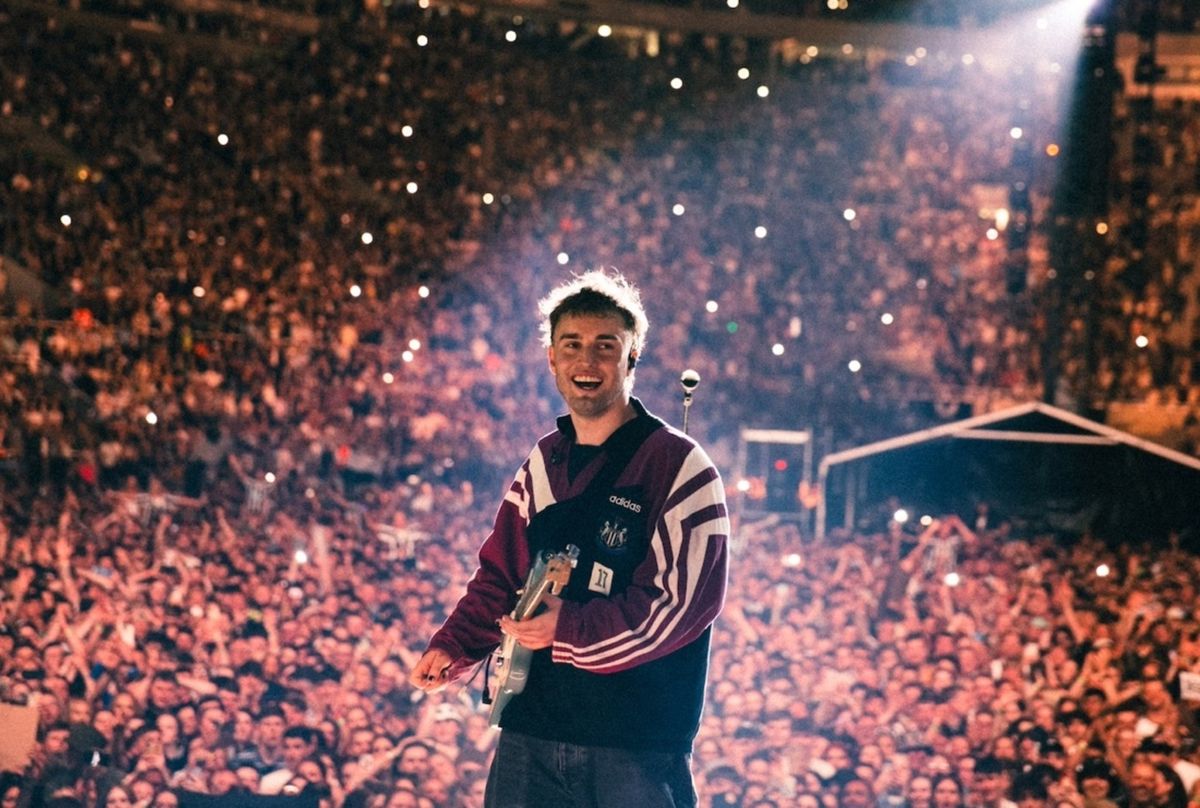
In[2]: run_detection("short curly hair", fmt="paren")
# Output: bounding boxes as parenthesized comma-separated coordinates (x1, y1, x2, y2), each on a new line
(538, 269, 649, 357)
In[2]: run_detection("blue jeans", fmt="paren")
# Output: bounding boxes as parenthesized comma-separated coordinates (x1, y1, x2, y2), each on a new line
(484, 731, 696, 808)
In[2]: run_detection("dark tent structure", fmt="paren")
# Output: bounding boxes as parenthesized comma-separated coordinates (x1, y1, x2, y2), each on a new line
(816, 402, 1200, 543)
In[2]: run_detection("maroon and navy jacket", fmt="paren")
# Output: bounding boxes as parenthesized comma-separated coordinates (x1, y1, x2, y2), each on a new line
(426, 398, 730, 752)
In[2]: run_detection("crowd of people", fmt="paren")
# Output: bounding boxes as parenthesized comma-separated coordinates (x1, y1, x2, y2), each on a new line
(2, 0, 1199, 478)
(4, 452, 1200, 808)
(2, 0, 1200, 806)
(71, 0, 1200, 34)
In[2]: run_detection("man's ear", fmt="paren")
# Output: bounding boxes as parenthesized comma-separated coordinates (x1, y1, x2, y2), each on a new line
(627, 351, 638, 371)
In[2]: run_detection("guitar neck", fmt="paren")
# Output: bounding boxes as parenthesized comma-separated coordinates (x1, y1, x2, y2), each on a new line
(511, 579, 552, 621)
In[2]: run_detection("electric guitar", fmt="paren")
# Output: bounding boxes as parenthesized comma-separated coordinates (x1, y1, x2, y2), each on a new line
(487, 544, 580, 726)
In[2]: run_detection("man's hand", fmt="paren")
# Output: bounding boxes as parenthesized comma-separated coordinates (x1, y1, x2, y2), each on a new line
(409, 648, 453, 692)
(54, 529, 73, 568)
(498, 594, 562, 651)
(1127, 589, 1149, 614)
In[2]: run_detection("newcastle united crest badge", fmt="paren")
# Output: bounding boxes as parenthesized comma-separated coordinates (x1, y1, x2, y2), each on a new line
(598, 520, 628, 550)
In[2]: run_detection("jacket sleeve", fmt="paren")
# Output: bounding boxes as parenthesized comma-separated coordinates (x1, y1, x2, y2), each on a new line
(550, 445, 729, 674)
(424, 459, 533, 682)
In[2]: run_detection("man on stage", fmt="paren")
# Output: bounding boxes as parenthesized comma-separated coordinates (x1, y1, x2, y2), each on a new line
(409, 270, 729, 807)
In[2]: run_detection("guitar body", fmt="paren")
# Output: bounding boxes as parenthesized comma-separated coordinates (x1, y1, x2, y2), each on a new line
(487, 545, 579, 726)
(487, 637, 531, 727)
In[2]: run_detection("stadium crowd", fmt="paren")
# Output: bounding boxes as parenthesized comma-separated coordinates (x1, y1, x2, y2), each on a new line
(3, 0, 1199, 472)
(2, 0, 1200, 807)
(4, 446, 1200, 808)
(63, 0, 1200, 34)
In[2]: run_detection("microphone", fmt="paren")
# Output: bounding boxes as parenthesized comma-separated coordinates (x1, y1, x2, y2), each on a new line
(679, 369, 700, 434)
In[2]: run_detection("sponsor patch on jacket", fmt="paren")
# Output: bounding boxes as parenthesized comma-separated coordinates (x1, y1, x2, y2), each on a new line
(588, 562, 614, 595)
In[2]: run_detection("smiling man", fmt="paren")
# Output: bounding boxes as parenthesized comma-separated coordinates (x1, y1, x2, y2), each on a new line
(409, 270, 729, 807)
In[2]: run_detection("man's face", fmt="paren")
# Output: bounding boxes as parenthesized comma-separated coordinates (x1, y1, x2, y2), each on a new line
(377, 661, 401, 693)
(957, 758, 975, 787)
(909, 777, 932, 805)
(68, 699, 91, 724)
(347, 730, 374, 757)
(398, 746, 430, 777)
(958, 646, 980, 674)
(1067, 717, 1090, 740)
(345, 707, 369, 730)
(1143, 680, 1169, 708)
(764, 717, 791, 748)
(972, 677, 997, 705)
(282, 736, 309, 769)
(841, 780, 873, 808)
(707, 775, 738, 797)
(463, 778, 486, 808)
(1128, 763, 1158, 803)
(218, 687, 239, 711)
(233, 712, 253, 741)
(975, 770, 1007, 803)
(13, 646, 37, 671)
(931, 668, 955, 692)
(1081, 774, 1111, 800)
(44, 728, 70, 756)
(933, 778, 961, 808)
(421, 779, 450, 805)
(431, 718, 459, 744)
(547, 313, 635, 422)
(1116, 728, 1139, 756)
(150, 679, 176, 708)
(236, 766, 261, 792)
(210, 769, 239, 795)
(902, 637, 929, 666)
(258, 715, 285, 745)
(825, 744, 852, 771)
(93, 711, 116, 738)
(280, 701, 304, 726)
(745, 758, 771, 786)
(113, 693, 137, 722)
